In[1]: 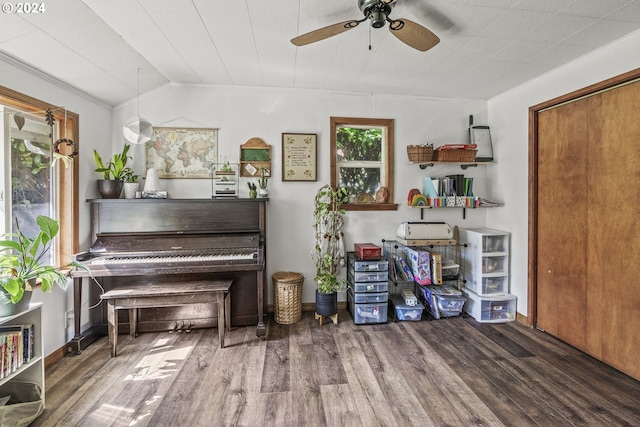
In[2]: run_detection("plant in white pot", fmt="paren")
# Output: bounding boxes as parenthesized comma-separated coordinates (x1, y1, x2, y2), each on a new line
(93, 143, 132, 198)
(121, 168, 140, 199)
(312, 184, 349, 319)
(257, 168, 270, 198)
(0, 215, 87, 316)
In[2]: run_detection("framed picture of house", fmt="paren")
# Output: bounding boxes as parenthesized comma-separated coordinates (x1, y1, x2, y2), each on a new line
(282, 133, 317, 181)
(146, 127, 218, 178)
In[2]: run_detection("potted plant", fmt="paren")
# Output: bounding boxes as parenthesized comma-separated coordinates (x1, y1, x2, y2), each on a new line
(257, 168, 270, 198)
(0, 215, 87, 316)
(121, 168, 140, 199)
(312, 184, 349, 317)
(247, 182, 257, 198)
(93, 143, 132, 198)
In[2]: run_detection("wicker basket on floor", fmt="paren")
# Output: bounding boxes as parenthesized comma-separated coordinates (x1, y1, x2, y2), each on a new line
(407, 144, 434, 162)
(433, 148, 477, 162)
(272, 271, 304, 324)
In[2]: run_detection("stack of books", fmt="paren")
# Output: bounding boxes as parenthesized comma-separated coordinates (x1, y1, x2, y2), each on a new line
(0, 323, 35, 379)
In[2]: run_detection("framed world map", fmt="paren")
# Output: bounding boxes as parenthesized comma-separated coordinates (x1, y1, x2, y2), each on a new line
(146, 127, 218, 178)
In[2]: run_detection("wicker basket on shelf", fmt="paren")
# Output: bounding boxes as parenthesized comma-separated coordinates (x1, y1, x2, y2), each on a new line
(433, 148, 477, 162)
(407, 144, 434, 162)
(272, 271, 304, 324)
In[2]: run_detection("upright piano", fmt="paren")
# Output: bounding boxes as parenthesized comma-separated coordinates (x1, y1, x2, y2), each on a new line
(68, 198, 267, 353)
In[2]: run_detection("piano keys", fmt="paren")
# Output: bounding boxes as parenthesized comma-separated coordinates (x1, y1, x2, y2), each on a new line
(89, 249, 258, 265)
(68, 198, 267, 354)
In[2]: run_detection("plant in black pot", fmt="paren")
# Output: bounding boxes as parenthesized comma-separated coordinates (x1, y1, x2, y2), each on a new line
(312, 184, 349, 319)
(0, 215, 87, 316)
(93, 143, 132, 198)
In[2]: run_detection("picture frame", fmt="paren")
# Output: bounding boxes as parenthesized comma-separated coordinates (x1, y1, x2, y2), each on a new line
(146, 127, 218, 178)
(469, 125, 493, 162)
(282, 133, 317, 181)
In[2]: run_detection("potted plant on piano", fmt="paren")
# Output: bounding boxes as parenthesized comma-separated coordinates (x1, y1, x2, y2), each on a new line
(0, 215, 87, 316)
(93, 143, 132, 198)
(312, 184, 349, 322)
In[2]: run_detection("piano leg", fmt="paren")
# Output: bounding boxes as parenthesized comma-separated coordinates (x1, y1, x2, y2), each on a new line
(67, 276, 100, 355)
(256, 270, 266, 340)
(66, 277, 85, 354)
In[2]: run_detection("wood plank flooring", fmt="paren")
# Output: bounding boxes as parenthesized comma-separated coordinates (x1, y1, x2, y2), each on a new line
(32, 311, 640, 427)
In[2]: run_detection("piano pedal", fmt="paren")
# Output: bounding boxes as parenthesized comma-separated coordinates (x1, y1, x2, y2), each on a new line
(185, 321, 192, 333)
(169, 321, 179, 333)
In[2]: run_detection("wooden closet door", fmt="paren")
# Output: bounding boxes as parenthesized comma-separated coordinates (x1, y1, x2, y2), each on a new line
(586, 81, 640, 378)
(536, 99, 588, 349)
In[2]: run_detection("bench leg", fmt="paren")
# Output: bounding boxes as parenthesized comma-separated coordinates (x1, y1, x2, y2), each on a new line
(129, 308, 137, 338)
(217, 292, 226, 348)
(107, 300, 118, 357)
(225, 291, 231, 333)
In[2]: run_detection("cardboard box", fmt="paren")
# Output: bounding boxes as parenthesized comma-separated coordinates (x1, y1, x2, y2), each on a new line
(354, 243, 382, 260)
(404, 247, 431, 285)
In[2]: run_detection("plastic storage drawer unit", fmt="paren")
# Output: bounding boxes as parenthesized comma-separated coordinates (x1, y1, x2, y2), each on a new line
(348, 257, 389, 272)
(351, 281, 389, 293)
(351, 271, 388, 282)
(348, 290, 388, 324)
(351, 291, 388, 304)
(463, 290, 516, 323)
(465, 275, 509, 295)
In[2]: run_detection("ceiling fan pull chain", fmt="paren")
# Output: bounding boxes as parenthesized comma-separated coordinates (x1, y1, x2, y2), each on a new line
(369, 24, 372, 50)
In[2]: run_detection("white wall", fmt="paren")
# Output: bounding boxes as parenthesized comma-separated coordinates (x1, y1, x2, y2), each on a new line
(1, 56, 113, 357)
(113, 85, 489, 306)
(487, 29, 640, 315)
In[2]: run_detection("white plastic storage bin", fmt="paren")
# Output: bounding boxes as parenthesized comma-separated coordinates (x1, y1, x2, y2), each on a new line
(390, 294, 424, 321)
(463, 290, 516, 323)
(419, 285, 466, 319)
(348, 290, 388, 324)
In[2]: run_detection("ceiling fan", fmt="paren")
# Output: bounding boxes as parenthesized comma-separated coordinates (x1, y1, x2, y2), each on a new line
(291, 0, 440, 52)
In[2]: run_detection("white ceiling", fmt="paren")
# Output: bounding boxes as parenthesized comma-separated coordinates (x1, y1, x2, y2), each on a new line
(1, 0, 640, 107)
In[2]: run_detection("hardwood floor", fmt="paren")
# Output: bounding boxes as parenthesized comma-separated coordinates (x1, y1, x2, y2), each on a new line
(33, 311, 640, 427)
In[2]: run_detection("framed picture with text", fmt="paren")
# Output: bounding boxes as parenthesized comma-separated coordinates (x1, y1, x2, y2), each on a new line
(282, 133, 317, 181)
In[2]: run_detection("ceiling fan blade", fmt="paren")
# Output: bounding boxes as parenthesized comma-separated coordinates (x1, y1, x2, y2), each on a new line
(388, 18, 440, 52)
(291, 20, 360, 46)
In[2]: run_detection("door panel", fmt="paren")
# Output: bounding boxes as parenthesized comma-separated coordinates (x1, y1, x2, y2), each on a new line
(536, 100, 588, 348)
(586, 82, 640, 378)
(536, 78, 640, 380)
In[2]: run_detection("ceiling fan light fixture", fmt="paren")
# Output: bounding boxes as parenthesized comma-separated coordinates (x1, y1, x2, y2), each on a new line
(370, 10, 387, 28)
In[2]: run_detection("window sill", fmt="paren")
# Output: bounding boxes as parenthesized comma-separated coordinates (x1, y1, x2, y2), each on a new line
(343, 203, 398, 211)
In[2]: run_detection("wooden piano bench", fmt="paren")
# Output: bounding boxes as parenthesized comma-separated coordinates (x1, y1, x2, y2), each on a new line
(100, 279, 232, 357)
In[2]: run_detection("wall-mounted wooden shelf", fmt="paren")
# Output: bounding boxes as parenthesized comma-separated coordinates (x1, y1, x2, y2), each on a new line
(240, 138, 271, 177)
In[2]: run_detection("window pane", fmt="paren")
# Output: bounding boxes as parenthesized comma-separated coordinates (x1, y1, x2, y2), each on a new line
(339, 167, 381, 196)
(336, 127, 382, 162)
(8, 112, 55, 264)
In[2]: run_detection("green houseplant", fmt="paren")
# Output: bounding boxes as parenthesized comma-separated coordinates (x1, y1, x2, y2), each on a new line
(0, 215, 86, 315)
(247, 182, 257, 198)
(312, 184, 349, 316)
(93, 144, 132, 198)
